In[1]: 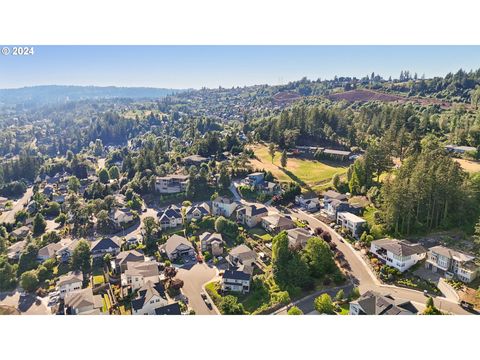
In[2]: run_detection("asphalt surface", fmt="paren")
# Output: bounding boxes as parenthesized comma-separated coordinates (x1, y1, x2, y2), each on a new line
(0, 187, 33, 224)
(176, 262, 218, 315)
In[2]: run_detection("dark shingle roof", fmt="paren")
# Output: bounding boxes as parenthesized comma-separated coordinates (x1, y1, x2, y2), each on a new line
(154, 302, 182, 315)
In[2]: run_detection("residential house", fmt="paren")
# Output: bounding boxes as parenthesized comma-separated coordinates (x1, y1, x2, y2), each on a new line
(286, 228, 312, 249)
(199, 232, 224, 256)
(122, 261, 160, 291)
(57, 271, 84, 299)
(114, 249, 145, 273)
(336, 212, 366, 239)
(131, 280, 169, 315)
(158, 205, 183, 229)
(154, 302, 182, 315)
(445, 145, 477, 154)
(425, 246, 479, 283)
(64, 288, 103, 315)
(261, 214, 295, 233)
(110, 208, 135, 229)
(56, 238, 80, 263)
(228, 244, 257, 268)
(295, 193, 320, 212)
(221, 266, 253, 294)
(236, 204, 268, 228)
(7, 240, 27, 260)
(91, 237, 121, 259)
(0, 196, 8, 211)
(243, 172, 265, 187)
(370, 238, 427, 272)
(322, 198, 362, 221)
(349, 291, 418, 315)
(183, 154, 209, 166)
(184, 202, 210, 222)
(257, 181, 280, 195)
(10, 226, 31, 240)
(37, 242, 63, 262)
(212, 196, 238, 217)
(155, 174, 189, 194)
(160, 234, 195, 261)
(322, 190, 348, 203)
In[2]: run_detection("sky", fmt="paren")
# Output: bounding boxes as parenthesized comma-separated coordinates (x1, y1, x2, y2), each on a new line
(1, 46, 480, 89)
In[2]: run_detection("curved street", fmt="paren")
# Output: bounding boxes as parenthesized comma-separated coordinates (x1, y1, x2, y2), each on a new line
(290, 209, 471, 315)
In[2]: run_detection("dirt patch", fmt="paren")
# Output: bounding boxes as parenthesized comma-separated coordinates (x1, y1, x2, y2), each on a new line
(454, 158, 480, 173)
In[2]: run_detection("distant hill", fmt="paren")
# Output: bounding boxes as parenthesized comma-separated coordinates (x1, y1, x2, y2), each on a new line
(0, 85, 185, 106)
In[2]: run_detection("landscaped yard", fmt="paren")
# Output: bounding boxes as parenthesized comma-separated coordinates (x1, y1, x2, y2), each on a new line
(248, 227, 272, 242)
(249, 144, 348, 192)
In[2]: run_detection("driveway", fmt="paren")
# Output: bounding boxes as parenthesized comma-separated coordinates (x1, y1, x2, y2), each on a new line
(0, 290, 51, 315)
(176, 262, 218, 315)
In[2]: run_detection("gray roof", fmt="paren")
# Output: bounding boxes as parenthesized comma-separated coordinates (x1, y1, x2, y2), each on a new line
(428, 245, 475, 263)
(58, 271, 84, 287)
(323, 190, 348, 201)
(352, 291, 418, 315)
(163, 234, 194, 255)
(115, 250, 145, 267)
(229, 244, 257, 262)
(64, 288, 102, 310)
(372, 238, 426, 257)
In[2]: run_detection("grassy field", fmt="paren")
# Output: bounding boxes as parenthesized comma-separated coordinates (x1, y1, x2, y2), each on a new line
(249, 144, 348, 192)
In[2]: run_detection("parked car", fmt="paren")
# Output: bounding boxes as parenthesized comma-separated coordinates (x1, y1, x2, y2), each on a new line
(201, 292, 207, 300)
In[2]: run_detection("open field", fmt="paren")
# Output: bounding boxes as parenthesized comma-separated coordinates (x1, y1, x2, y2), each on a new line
(454, 158, 480, 173)
(249, 144, 348, 192)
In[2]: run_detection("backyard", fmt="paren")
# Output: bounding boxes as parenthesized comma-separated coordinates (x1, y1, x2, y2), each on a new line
(248, 144, 348, 192)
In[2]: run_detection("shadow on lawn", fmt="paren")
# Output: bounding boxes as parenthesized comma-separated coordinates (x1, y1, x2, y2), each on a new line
(278, 166, 314, 192)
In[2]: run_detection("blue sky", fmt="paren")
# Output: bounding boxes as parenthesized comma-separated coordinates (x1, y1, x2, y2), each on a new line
(1, 46, 480, 89)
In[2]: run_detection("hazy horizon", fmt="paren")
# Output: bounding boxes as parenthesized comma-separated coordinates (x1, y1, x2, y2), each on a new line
(1, 46, 480, 89)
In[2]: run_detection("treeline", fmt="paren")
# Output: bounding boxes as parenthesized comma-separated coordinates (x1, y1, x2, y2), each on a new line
(380, 136, 480, 234)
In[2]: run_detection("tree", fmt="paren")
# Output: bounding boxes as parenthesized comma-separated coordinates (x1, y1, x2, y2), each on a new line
(98, 168, 110, 184)
(0, 256, 17, 291)
(20, 270, 39, 293)
(17, 243, 38, 275)
(332, 173, 341, 190)
(268, 143, 276, 164)
(314, 293, 334, 314)
(302, 237, 336, 278)
(218, 165, 231, 190)
(335, 289, 345, 302)
(219, 295, 245, 315)
(287, 306, 303, 315)
(143, 217, 160, 253)
(350, 287, 360, 300)
(471, 85, 480, 109)
(71, 240, 92, 275)
(108, 166, 120, 180)
(423, 297, 442, 315)
(214, 216, 228, 233)
(68, 176, 81, 193)
(272, 231, 311, 290)
(280, 149, 288, 168)
(33, 213, 47, 236)
(54, 213, 67, 226)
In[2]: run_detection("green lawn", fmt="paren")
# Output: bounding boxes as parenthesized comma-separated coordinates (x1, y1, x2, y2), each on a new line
(93, 275, 105, 286)
(250, 144, 348, 192)
(336, 303, 350, 315)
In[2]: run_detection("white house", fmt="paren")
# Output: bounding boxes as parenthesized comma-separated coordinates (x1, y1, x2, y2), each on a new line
(336, 212, 366, 239)
(160, 234, 195, 261)
(425, 245, 478, 283)
(243, 172, 265, 186)
(236, 204, 268, 228)
(57, 271, 84, 299)
(212, 196, 237, 217)
(131, 281, 169, 315)
(110, 208, 135, 228)
(122, 261, 160, 291)
(221, 266, 253, 294)
(91, 237, 121, 259)
(295, 193, 320, 212)
(370, 238, 427, 272)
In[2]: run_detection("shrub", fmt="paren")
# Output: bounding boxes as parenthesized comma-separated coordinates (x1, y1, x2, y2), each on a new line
(287, 306, 303, 315)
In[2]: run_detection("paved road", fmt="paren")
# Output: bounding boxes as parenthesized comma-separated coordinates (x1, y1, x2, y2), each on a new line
(176, 262, 218, 315)
(0, 291, 51, 315)
(0, 187, 33, 224)
(291, 209, 471, 315)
